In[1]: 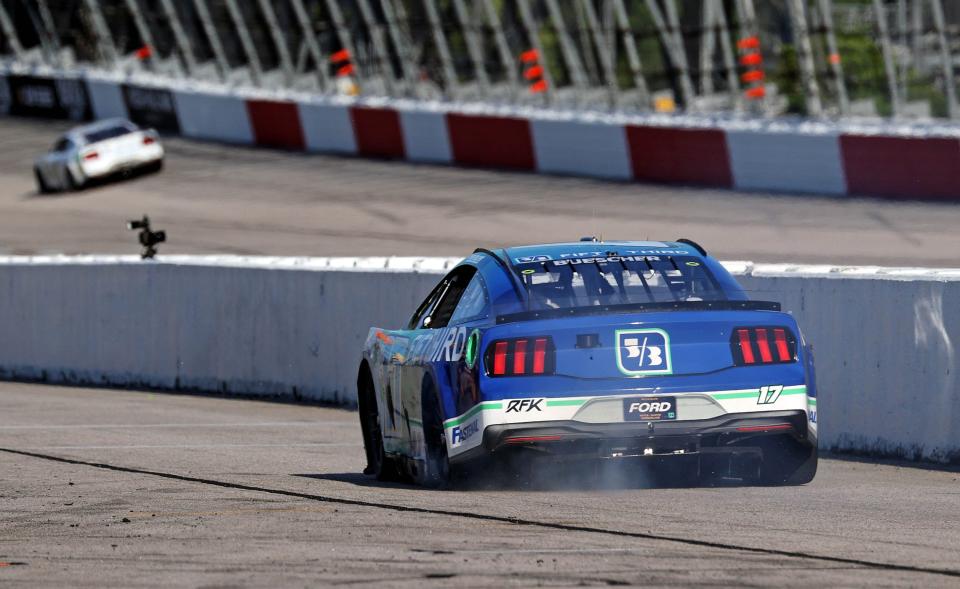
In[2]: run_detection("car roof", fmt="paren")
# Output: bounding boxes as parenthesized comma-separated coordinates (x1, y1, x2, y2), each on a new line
(501, 241, 706, 264)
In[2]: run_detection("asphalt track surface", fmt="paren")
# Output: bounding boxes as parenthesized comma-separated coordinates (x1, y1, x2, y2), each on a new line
(0, 382, 957, 587)
(1, 117, 960, 266)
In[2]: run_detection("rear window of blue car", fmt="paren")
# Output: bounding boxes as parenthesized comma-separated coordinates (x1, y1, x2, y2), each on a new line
(515, 255, 728, 310)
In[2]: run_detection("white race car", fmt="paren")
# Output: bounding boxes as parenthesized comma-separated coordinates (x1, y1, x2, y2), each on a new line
(34, 119, 164, 193)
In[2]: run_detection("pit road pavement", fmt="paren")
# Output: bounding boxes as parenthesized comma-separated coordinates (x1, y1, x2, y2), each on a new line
(2, 117, 960, 266)
(1, 382, 958, 587)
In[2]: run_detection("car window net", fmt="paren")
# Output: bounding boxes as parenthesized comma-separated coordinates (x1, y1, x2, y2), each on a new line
(516, 256, 728, 310)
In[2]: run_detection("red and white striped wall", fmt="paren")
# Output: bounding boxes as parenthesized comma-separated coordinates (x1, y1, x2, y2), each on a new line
(6, 69, 960, 200)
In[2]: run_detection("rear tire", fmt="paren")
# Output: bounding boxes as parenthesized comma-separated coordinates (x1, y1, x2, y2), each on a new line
(757, 436, 818, 486)
(65, 167, 83, 191)
(144, 159, 164, 174)
(34, 168, 52, 194)
(417, 379, 450, 488)
(357, 366, 402, 482)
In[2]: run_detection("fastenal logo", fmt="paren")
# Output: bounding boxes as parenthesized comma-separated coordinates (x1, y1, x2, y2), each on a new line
(616, 329, 672, 376)
(451, 419, 479, 445)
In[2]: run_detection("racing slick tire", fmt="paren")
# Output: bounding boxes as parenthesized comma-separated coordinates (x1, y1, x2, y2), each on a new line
(34, 167, 54, 194)
(65, 167, 83, 191)
(416, 378, 450, 489)
(144, 159, 164, 174)
(756, 436, 818, 486)
(357, 366, 403, 482)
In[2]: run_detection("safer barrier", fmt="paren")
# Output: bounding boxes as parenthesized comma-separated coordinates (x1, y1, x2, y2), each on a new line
(0, 255, 957, 463)
(4, 67, 960, 199)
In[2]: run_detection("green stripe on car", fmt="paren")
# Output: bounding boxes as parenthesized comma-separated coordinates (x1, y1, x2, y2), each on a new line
(546, 399, 586, 407)
(443, 386, 808, 429)
(443, 401, 502, 429)
(710, 385, 806, 401)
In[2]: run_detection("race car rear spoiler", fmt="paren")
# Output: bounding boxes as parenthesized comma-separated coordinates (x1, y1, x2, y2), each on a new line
(495, 300, 782, 325)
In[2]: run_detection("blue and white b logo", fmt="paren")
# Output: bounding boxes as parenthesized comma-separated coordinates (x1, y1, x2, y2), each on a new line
(616, 329, 672, 375)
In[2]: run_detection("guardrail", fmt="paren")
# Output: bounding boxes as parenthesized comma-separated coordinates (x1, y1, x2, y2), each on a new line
(0, 255, 957, 463)
(4, 66, 960, 200)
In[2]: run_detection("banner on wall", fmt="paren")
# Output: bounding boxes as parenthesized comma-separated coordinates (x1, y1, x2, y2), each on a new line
(0, 75, 10, 115)
(4, 75, 91, 120)
(122, 84, 180, 133)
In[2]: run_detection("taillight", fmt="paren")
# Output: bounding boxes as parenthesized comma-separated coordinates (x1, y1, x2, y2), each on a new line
(83, 151, 99, 160)
(143, 136, 156, 145)
(485, 337, 554, 376)
(731, 327, 796, 365)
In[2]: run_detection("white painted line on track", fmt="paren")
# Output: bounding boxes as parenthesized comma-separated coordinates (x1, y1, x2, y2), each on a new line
(0, 421, 353, 430)
(16, 443, 361, 450)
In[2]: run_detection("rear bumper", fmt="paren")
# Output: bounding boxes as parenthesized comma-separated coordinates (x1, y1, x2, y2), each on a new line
(451, 410, 813, 465)
(81, 149, 164, 178)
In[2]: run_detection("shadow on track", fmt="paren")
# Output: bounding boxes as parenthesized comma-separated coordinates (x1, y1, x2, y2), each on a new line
(297, 456, 759, 492)
(26, 163, 163, 200)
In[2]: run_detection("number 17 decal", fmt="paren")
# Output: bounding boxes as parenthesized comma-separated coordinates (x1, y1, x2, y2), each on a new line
(757, 385, 784, 404)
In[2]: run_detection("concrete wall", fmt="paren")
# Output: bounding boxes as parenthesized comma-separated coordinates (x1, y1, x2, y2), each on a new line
(0, 256, 454, 404)
(738, 267, 960, 463)
(0, 256, 957, 463)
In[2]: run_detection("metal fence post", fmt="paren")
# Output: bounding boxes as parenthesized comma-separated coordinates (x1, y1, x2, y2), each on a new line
(355, 0, 398, 95)
(223, 0, 264, 86)
(873, 0, 903, 117)
(818, 0, 849, 115)
(787, 0, 823, 116)
(611, 0, 651, 109)
(544, 0, 590, 94)
(423, 0, 460, 98)
(516, 0, 554, 103)
(192, 0, 231, 81)
(579, 0, 620, 107)
(644, 0, 695, 109)
(324, 0, 364, 91)
(82, 0, 119, 67)
(452, 0, 490, 99)
(0, 1, 24, 60)
(714, 2, 741, 108)
(700, 1, 716, 95)
(36, 0, 62, 65)
(256, 0, 296, 87)
(160, 0, 199, 75)
(379, 0, 418, 95)
(22, 2, 57, 64)
(929, 0, 958, 119)
(481, 0, 522, 99)
(289, 0, 330, 91)
(123, 0, 159, 71)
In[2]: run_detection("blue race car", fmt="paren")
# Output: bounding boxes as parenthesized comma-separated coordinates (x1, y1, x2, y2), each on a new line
(358, 240, 817, 487)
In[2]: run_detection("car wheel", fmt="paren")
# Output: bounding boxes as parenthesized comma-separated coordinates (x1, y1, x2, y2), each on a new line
(357, 367, 402, 482)
(34, 168, 52, 194)
(417, 378, 450, 488)
(65, 167, 83, 191)
(756, 436, 818, 486)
